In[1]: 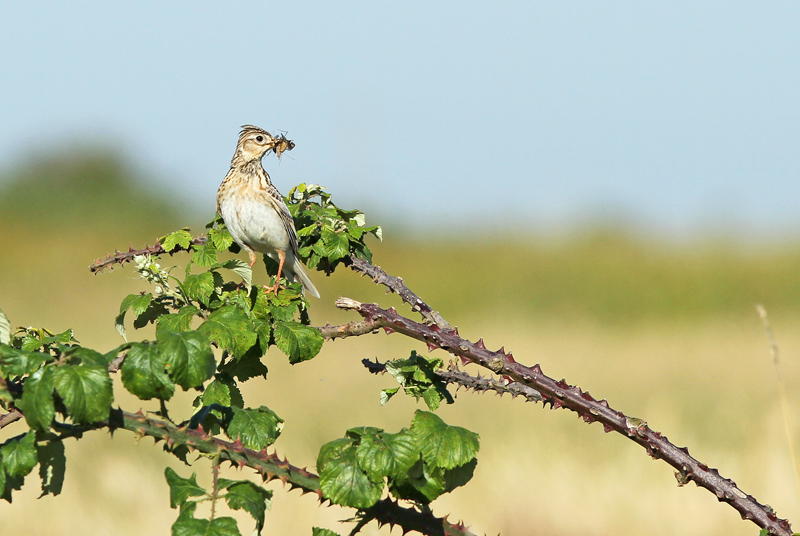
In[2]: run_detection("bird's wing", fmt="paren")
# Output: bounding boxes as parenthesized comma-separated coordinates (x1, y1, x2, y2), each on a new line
(265, 182, 299, 255)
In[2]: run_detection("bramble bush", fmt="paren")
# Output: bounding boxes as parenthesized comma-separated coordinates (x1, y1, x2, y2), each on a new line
(0, 184, 794, 536)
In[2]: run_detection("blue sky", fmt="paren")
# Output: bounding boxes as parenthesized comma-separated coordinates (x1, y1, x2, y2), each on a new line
(2, 2, 799, 237)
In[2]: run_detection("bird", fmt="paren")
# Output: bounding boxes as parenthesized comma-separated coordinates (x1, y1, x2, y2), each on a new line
(216, 125, 320, 298)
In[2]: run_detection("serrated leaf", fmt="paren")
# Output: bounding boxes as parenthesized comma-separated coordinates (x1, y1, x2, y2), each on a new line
(0, 308, 10, 345)
(0, 346, 50, 378)
(165, 467, 206, 507)
(323, 230, 351, 261)
(442, 457, 478, 493)
(411, 410, 479, 470)
(198, 306, 258, 359)
(182, 272, 215, 306)
(356, 430, 419, 482)
(219, 259, 252, 287)
(318, 447, 382, 509)
(273, 321, 324, 364)
(161, 229, 193, 252)
(222, 480, 272, 533)
(38, 440, 66, 497)
(226, 406, 283, 450)
(157, 306, 201, 334)
(64, 346, 108, 369)
(191, 243, 218, 267)
(208, 227, 235, 252)
(52, 365, 113, 424)
(218, 348, 268, 382)
(380, 387, 399, 406)
(20, 367, 55, 430)
(253, 320, 271, 354)
(312, 529, 341, 536)
(122, 342, 175, 400)
(1, 431, 37, 477)
(172, 517, 240, 536)
(317, 437, 354, 472)
(200, 377, 244, 409)
(158, 330, 215, 390)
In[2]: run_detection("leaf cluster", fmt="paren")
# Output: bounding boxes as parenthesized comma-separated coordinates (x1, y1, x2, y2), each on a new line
(317, 410, 479, 509)
(381, 351, 455, 410)
(288, 183, 382, 273)
(166, 467, 273, 536)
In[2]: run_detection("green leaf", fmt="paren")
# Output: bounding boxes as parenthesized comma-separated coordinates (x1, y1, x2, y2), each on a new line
(379, 387, 399, 406)
(226, 406, 283, 450)
(191, 243, 218, 267)
(158, 330, 215, 390)
(121, 342, 175, 400)
(19, 367, 55, 430)
(208, 227, 235, 252)
(64, 346, 108, 369)
(52, 365, 113, 424)
(411, 410, 479, 470)
(1, 431, 37, 478)
(160, 229, 193, 252)
(116, 293, 154, 340)
(318, 446, 382, 509)
(321, 231, 350, 261)
(219, 259, 252, 287)
(273, 321, 324, 364)
(182, 272, 215, 307)
(0, 308, 10, 345)
(157, 306, 201, 334)
(221, 480, 272, 532)
(356, 430, 419, 482)
(198, 377, 244, 409)
(171, 517, 240, 536)
(316, 437, 354, 471)
(38, 439, 66, 497)
(218, 349, 268, 382)
(312, 529, 341, 536)
(253, 320, 272, 354)
(0, 346, 50, 378)
(383, 352, 452, 410)
(198, 306, 258, 359)
(165, 467, 206, 508)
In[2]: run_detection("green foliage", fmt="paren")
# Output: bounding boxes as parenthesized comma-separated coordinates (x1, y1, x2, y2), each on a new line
(287, 184, 382, 273)
(317, 410, 479, 508)
(165, 468, 271, 536)
(381, 351, 454, 410)
(0, 184, 486, 535)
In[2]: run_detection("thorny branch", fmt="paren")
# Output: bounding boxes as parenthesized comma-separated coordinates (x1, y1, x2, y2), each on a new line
(331, 298, 793, 536)
(87, 236, 795, 535)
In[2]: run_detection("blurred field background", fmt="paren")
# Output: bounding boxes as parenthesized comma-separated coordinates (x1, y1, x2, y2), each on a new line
(0, 151, 798, 536)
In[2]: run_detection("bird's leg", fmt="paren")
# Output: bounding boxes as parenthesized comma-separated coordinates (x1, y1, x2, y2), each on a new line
(263, 249, 286, 295)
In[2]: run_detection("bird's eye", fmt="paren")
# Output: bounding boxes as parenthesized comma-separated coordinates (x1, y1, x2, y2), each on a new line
(255, 135, 264, 142)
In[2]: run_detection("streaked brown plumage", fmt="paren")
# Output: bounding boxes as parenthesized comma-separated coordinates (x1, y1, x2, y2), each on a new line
(216, 125, 319, 298)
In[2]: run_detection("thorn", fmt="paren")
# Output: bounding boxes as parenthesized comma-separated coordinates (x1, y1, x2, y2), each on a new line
(476, 338, 486, 349)
(505, 352, 516, 363)
(498, 346, 505, 355)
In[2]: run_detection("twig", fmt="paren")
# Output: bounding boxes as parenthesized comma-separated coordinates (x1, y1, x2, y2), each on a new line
(0, 410, 22, 429)
(89, 237, 209, 274)
(335, 297, 793, 536)
(756, 304, 800, 501)
(359, 358, 542, 403)
(347, 256, 451, 329)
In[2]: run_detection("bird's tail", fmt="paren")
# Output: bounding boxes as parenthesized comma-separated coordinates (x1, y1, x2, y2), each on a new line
(286, 257, 320, 299)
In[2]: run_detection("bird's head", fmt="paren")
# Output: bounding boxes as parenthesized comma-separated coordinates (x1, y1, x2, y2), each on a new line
(236, 125, 275, 161)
